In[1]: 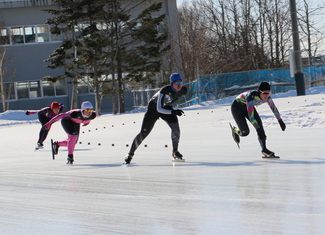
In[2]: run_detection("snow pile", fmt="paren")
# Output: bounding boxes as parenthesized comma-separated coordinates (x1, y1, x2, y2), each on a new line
(0, 86, 324, 128)
(0, 110, 38, 127)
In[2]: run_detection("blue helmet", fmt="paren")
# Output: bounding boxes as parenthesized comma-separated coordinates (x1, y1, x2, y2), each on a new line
(170, 73, 182, 84)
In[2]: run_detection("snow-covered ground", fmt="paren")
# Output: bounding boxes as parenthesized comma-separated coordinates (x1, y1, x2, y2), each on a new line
(1, 87, 324, 235)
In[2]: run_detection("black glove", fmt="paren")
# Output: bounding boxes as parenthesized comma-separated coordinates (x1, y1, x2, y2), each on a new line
(278, 119, 286, 131)
(256, 128, 266, 141)
(172, 109, 184, 116)
(25, 111, 30, 115)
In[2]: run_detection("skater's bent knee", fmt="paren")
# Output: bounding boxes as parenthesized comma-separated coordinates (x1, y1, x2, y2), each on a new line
(240, 130, 249, 136)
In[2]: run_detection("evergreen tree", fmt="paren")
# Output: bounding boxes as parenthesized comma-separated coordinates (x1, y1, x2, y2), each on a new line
(43, 0, 86, 109)
(44, 0, 169, 113)
(125, 2, 170, 84)
(101, 0, 169, 113)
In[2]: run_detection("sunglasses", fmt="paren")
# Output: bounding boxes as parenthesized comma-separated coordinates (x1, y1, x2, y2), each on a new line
(83, 109, 94, 113)
(259, 90, 271, 94)
(174, 81, 183, 85)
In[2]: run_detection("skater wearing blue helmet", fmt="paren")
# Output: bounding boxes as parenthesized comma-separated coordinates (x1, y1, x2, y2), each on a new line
(124, 73, 187, 164)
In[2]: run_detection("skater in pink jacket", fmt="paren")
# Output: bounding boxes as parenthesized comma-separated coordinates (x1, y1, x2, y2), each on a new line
(43, 101, 96, 164)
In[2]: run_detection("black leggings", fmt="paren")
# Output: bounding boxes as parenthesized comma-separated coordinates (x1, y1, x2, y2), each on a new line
(231, 100, 267, 149)
(129, 110, 180, 154)
(37, 115, 51, 144)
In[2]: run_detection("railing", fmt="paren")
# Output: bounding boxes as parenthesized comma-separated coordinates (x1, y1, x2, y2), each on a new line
(0, 0, 54, 8)
(131, 65, 325, 108)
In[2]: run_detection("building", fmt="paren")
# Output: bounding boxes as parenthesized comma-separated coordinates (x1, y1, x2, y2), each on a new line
(0, 0, 180, 113)
(302, 55, 325, 66)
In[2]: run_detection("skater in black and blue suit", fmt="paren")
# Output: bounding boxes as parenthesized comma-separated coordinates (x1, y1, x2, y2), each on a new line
(124, 73, 188, 164)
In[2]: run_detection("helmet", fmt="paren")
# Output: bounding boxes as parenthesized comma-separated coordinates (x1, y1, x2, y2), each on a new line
(81, 101, 93, 111)
(50, 102, 60, 110)
(258, 82, 270, 91)
(170, 73, 182, 84)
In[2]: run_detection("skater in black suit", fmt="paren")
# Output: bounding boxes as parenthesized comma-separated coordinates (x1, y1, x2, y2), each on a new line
(124, 73, 187, 164)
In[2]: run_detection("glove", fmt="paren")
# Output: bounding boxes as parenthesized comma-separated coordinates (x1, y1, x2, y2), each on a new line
(256, 128, 266, 141)
(172, 109, 184, 116)
(42, 123, 51, 131)
(25, 111, 30, 115)
(278, 119, 286, 131)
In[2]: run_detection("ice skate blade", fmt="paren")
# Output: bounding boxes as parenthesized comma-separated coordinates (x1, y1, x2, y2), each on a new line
(172, 158, 185, 162)
(262, 155, 280, 159)
(50, 139, 55, 160)
(229, 123, 240, 149)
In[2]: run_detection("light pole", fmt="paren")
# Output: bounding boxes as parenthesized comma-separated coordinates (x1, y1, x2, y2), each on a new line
(289, 0, 306, 95)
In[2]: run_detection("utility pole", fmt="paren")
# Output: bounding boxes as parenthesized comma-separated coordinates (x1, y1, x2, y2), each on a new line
(289, 0, 306, 96)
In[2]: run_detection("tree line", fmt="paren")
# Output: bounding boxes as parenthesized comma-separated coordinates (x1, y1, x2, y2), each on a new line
(0, 0, 324, 113)
(178, 0, 325, 81)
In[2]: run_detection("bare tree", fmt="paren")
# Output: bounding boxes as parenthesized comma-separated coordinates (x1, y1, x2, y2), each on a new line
(178, 0, 315, 78)
(298, 0, 325, 65)
(0, 46, 8, 111)
(259, 0, 291, 68)
(0, 25, 16, 112)
(178, 2, 214, 81)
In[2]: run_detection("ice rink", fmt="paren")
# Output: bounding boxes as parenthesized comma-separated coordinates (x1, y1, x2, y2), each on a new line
(1, 89, 324, 234)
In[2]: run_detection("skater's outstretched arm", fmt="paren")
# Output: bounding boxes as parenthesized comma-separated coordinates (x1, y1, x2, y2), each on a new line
(267, 97, 286, 131)
(267, 97, 281, 120)
(43, 112, 71, 130)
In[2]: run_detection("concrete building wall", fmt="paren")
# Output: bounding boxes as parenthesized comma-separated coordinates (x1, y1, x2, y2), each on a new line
(0, 0, 180, 113)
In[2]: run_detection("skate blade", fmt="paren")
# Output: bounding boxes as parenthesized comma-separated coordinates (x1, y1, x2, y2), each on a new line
(35, 146, 44, 151)
(172, 158, 185, 162)
(262, 155, 280, 159)
(229, 123, 240, 148)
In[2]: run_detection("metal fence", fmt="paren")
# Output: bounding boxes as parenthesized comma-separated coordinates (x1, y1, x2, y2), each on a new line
(132, 65, 325, 108)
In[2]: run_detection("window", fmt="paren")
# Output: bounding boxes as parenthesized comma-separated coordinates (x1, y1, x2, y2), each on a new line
(42, 80, 55, 97)
(50, 31, 61, 42)
(36, 26, 50, 43)
(24, 26, 36, 43)
(17, 82, 29, 99)
(2, 25, 61, 45)
(16, 81, 43, 99)
(78, 77, 94, 94)
(55, 79, 67, 96)
(157, 19, 168, 33)
(11, 27, 24, 44)
(29, 81, 41, 98)
(42, 80, 67, 97)
(4, 80, 67, 101)
(0, 28, 10, 45)
(78, 82, 90, 94)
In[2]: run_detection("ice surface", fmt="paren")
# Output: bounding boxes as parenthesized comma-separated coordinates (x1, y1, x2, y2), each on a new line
(0, 87, 324, 234)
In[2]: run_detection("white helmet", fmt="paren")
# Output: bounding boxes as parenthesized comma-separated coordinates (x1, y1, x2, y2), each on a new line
(81, 101, 93, 111)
